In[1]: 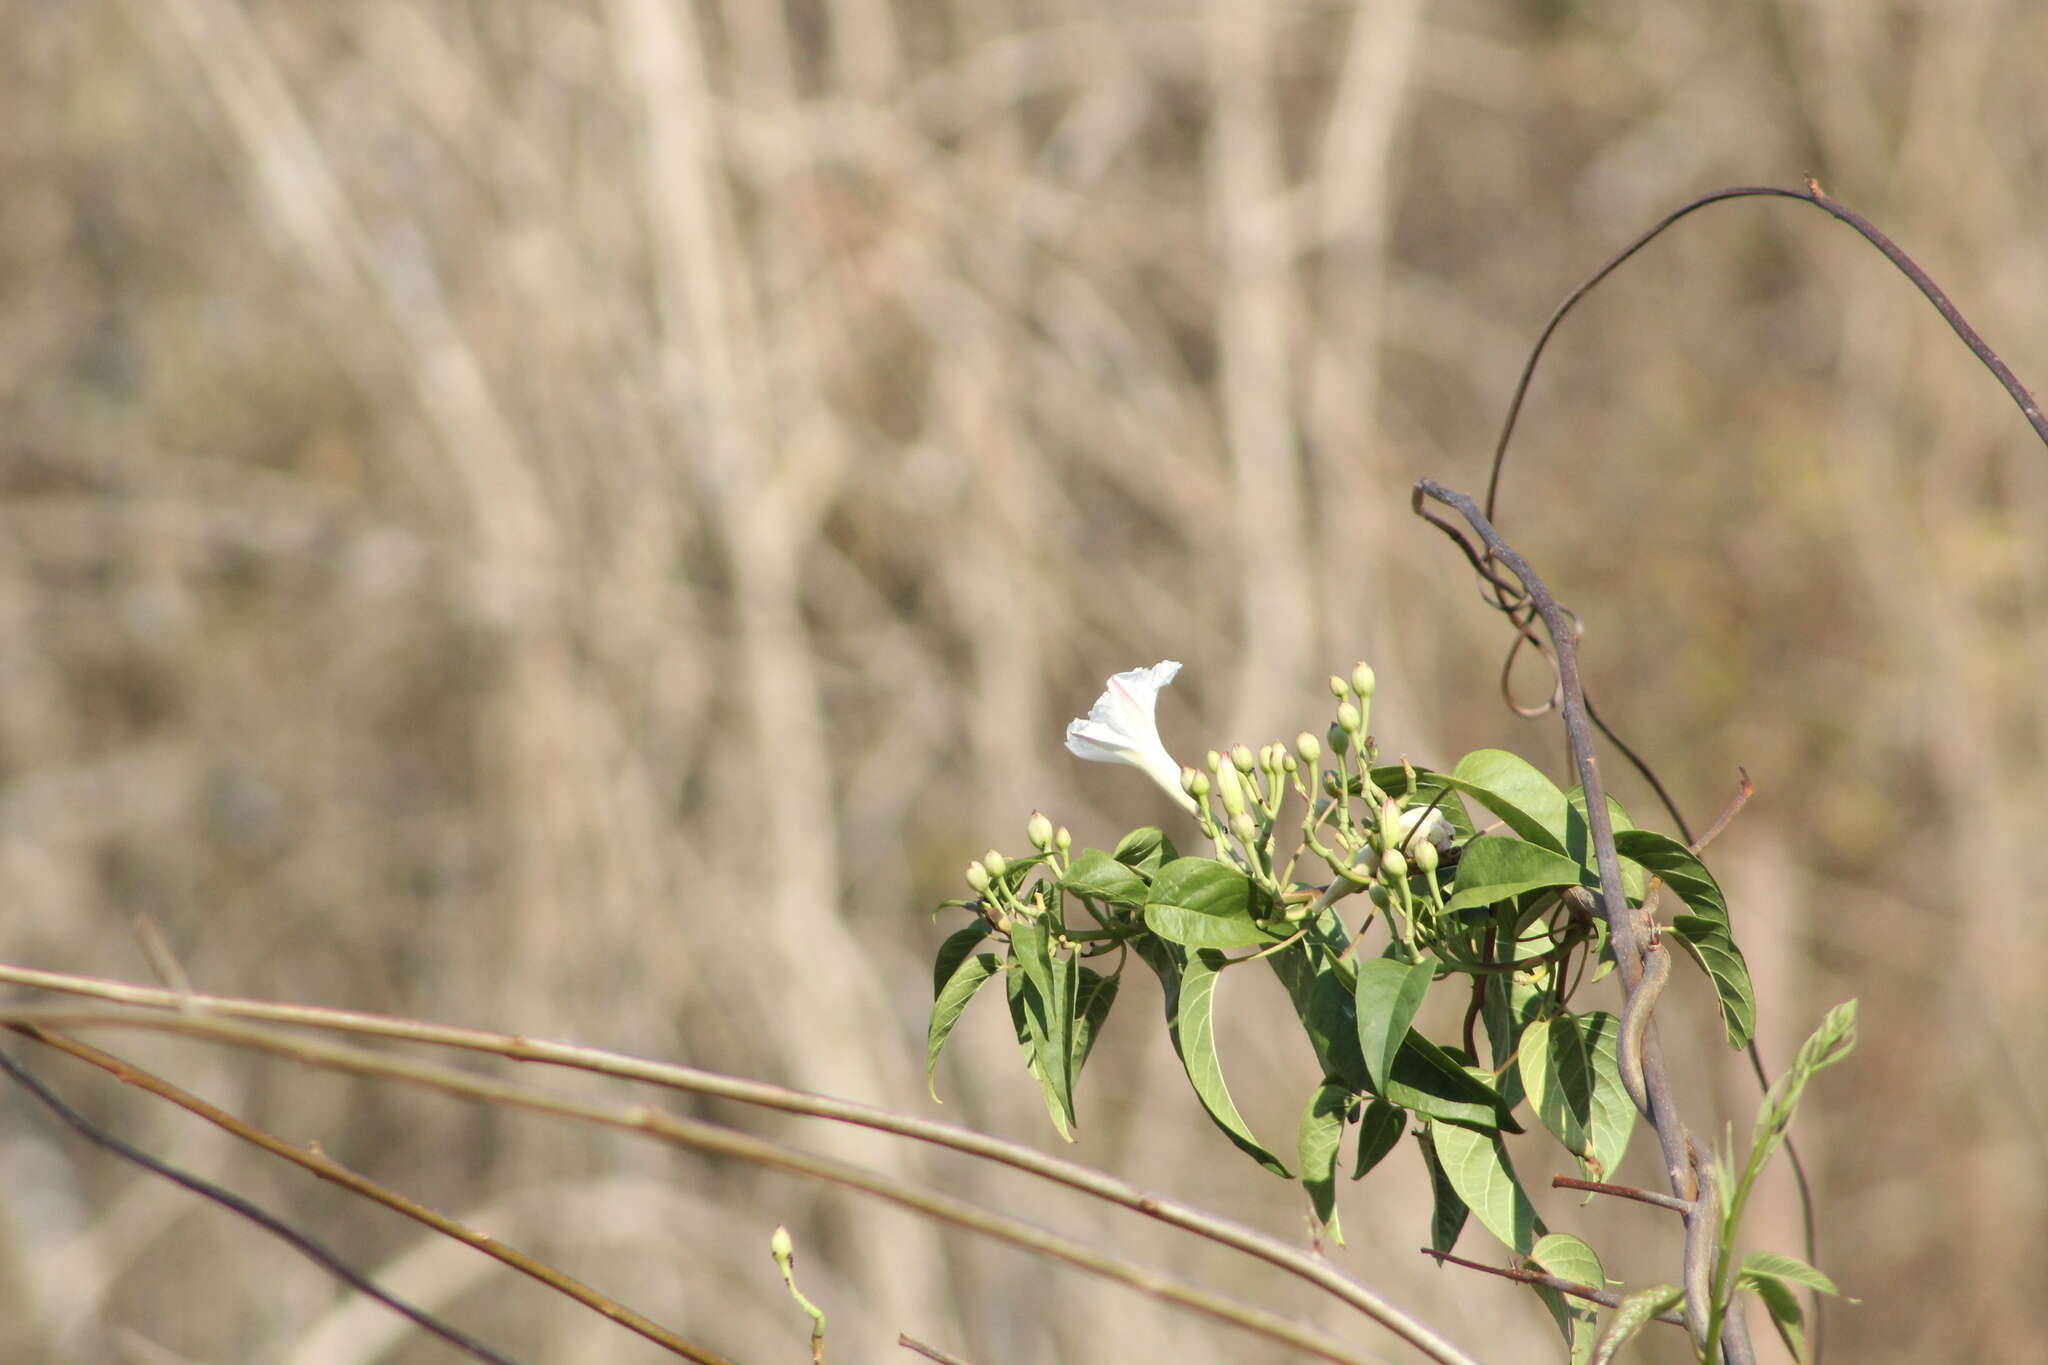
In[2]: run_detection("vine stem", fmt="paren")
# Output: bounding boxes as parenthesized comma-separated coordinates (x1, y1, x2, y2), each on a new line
(1411, 479, 1755, 1365)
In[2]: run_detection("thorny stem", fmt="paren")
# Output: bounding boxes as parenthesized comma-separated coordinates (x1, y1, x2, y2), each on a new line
(1412, 479, 1754, 1365)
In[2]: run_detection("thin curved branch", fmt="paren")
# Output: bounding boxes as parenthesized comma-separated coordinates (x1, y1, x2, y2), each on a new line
(0, 973, 1478, 1365)
(10, 1025, 726, 1365)
(0, 1040, 523, 1365)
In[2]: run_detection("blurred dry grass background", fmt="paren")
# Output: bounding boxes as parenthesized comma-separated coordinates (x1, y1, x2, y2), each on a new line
(3, 1, 2046, 1361)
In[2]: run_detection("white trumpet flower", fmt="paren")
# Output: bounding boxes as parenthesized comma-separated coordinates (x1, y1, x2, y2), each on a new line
(1064, 660, 1199, 814)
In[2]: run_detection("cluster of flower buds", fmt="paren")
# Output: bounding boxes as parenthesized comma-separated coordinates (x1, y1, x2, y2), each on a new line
(1058, 659, 1462, 941)
(963, 811, 1071, 920)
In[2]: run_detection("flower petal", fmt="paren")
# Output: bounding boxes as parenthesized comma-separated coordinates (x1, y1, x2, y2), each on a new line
(1065, 660, 1197, 813)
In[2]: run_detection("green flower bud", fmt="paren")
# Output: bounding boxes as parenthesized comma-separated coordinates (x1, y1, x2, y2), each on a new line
(966, 861, 991, 894)
(1379, 847, 1408, 881)
(771, 1225, 794, 1262)
(1329, 674, 1349, 698)
(1412, 839, 1439, 875)
(1214, 760, 1248, 817)
(1296, 731, 1321, 764)
(1326, 722, 1349, 754)
(1231, 744, 1256, 774)
(1027, 811, 1054, 850)
(1351, 662, 1377, 698)
(1189, 770, 1212, 799)
(1336, 701, 1362, 734)
(984, 850, 1008, 879)
(1368, 882, 1392, 909)
(1055, 826, 1072, 854)
(1205, 749, 1223, 773)
(1322, 770, 1342, 797)
(1281, 752, 1298, 774)
(1230, 809, 1258, 844)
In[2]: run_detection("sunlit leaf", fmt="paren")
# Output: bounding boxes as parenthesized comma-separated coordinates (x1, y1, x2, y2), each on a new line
(1445, 836, 1593, 912)
(1134, 939, 1291, 1176)
(1060, 850, 1148, 908)
(1530, 1233, 1605, 1365)
(1666, 913, 1757, 1050)
(1520, 1012, 1595, 1158)
(1615, 829, 1756, 1049)
(926, 925, 1000, 1100)
(1431, 1121, 1541, 1255)
(1445, 749, 1572, 852)
(1144, 857, 1283, 949)
(1297, 1083, 1350, 1243)
(1589, 1284, 1684, 1365)
(1355, 956, 1436, 1091)
(1112, 826, 1180, 881)
(1070, 966, 1120, 1083)
(1481, 970, 1545, 1113)
(1005, 965, 1070, 1141)
(1577, 1010, 1637, 1182)
(1740, 1251, 1839, 1297)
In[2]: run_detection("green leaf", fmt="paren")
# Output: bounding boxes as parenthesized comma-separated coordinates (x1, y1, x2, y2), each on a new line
(1112, 826, 1180, 881)
(1297, 1084, 1350, 1243)
(1529, 1231, 1604, 1290)
(1416, 1128, 1468, 1255)
(1007, 920, 1057, 1021)
(1589, 1284, 1684, 1365)
(1481, 970, 1545, 1113)
(1743, 1272, 1808, 1362)
(1739, 1250, 1840, 1363)
(1615, 829, 1756, 1050)
(1445, 836, 1594, 912)
(926, 925, 1001, 1100)
(1445, 750, 1572, 852)
(1144, 858, 1283, 949)
(1666, 914, 1757, 1050)
(1576, 1011, 1637, 1182)
(1529, 1233, 1605, 1365)
(1354, 957, 1436, 1092)
(1752, 1001, 1858, 1162)
(1006, 923, 1077, 1133)
(1387, 1031, 1521, 1132)
(1519, 1012, 1594, 1158)
(1431, 1121, 1542, 1255)
(1005, 965, 1071, 1141)
(1304, 968, 1371, 1091)
(1134, 940, 1291, 1176)
(1071, 966, 1120, 1082)
(1060, 850, 1149, 908)
(1739, 1250, 1839, 1297)
(1351, 1098, 1403, 1179)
